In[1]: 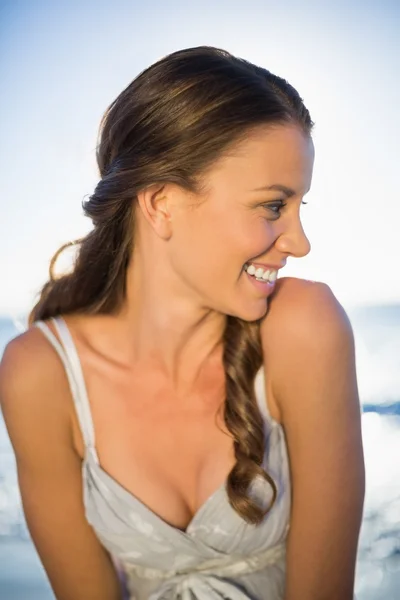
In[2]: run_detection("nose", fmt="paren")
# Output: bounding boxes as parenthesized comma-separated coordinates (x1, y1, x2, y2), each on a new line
(275, 218, 311, 259)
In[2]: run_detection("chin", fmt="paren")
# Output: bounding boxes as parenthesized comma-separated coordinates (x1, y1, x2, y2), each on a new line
(229, 299, 269, 323)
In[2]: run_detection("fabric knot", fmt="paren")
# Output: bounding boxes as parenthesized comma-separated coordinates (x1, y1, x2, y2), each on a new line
(148, 573, 255, 599)
(143, 543, 286, 599)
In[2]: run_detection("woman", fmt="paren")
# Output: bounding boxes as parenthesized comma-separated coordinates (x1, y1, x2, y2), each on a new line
(0, 46, 365, 599)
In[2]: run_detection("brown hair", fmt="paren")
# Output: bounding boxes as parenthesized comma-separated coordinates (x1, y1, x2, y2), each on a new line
(29, 46, 314, 525)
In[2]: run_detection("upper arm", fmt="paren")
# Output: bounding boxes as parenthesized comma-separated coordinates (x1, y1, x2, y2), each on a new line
(0, 330, 123, 600)
(262, 277, 365, 600)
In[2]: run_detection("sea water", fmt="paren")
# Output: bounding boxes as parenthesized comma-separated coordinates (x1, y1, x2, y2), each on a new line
(0, 306, 399, 599)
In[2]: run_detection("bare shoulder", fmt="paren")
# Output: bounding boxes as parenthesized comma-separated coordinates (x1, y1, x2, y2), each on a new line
(260, 275, 355, 424)
(1, 323, 61, 373)
(261, 276, 353, 369)
(1, 324, 64, 402)
(0, 324, 70, 406)
(0, 324, 74, 463)
(264, 275, 348, 325)
(261, 274, 357, 425)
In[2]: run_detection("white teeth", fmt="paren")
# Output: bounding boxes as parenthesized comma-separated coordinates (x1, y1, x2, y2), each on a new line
(269, 270, 278, 282)
(245, 263, 278, 283)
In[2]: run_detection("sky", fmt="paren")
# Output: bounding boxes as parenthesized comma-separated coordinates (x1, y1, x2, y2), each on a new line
(0, 0, 399, 315)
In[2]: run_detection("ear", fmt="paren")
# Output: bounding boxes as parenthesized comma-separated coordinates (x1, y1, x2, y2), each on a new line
(136, 183, 174, 240)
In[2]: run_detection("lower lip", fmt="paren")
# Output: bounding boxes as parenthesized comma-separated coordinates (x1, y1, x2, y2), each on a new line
(246, 271, 277, 294)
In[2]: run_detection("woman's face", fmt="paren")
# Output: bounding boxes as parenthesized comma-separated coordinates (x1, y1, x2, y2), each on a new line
(154, 123, 314, 322)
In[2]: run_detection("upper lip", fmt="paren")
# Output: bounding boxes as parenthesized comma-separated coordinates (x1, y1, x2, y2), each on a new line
(245, 262, 285, 271)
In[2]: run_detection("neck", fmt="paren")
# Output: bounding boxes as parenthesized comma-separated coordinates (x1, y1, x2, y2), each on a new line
(113, 257, 227, 393)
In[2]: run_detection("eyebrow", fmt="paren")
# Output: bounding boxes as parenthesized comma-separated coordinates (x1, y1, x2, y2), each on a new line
(251, 184, 297, 197)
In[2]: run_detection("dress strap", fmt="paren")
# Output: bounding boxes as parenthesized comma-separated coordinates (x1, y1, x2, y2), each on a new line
(254, 365, 275, 426)
(33, 317, 99, 462)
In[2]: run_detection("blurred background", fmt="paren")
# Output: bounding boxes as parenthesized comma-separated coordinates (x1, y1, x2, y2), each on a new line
(0, 0, 399, 598)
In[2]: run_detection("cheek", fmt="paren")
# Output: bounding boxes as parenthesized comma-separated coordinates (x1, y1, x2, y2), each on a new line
(233, 214, 274, 260)
(170, 218, 224, 281)
(176, 209, 273, 282)
(206, 214, 272, 271)
(177, 222, 237, 288)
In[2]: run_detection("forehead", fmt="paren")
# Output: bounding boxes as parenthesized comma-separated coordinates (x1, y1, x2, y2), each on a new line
(205, 124, 314, 195)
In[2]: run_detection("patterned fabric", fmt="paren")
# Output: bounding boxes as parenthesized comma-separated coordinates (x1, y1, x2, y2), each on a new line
(34, 317, 291, 600)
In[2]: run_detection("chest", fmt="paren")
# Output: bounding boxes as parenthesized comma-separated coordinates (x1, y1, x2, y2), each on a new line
(70, 358, 236, 530)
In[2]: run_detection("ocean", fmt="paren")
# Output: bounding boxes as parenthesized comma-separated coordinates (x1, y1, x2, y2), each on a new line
(0, 306, 399, 599)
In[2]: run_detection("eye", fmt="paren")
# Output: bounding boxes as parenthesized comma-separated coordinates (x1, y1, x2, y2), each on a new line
(263, 200, 308, 217)
(262, 200, 288, 216)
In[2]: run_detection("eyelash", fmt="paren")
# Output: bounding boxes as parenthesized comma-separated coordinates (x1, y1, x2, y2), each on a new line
(264, 200, 308, 216)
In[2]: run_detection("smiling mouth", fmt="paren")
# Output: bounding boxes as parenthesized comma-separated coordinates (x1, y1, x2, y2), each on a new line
(243, 263, 278, 283)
